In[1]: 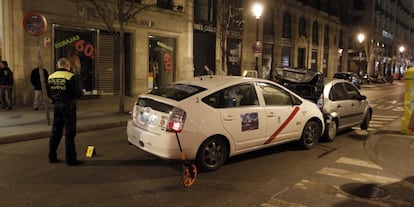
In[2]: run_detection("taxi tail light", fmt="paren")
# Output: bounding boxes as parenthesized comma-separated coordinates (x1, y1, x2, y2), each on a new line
(166, 107, 186, 133)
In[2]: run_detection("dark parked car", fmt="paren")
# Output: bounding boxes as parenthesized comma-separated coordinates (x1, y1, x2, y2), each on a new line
(333, 72, 362, 89)
(271, 67, 324, 103)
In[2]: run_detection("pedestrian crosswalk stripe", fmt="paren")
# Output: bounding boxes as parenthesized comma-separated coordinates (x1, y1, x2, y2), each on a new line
(371, 115, 399, 119)
(352, 115, 399, 132)
(371, 117, 397, 121)
(370, 120, 390, 124)
(261, 197, 308, 207)
(368, 123, 383, 128)
(317, 167, 400, 184)
(336, 157, 383, 170)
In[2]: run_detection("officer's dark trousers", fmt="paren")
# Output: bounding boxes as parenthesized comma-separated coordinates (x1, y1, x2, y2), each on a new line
(49, 101, 77, 162)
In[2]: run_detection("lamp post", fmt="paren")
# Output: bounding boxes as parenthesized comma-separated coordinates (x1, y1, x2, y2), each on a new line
(399, 46, 405, 77)
(357, 33, 365, 76)
(252, 3, 263, 77)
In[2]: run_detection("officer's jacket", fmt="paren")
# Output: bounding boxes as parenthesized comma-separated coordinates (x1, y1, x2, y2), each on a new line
(47, 69, 83, 102)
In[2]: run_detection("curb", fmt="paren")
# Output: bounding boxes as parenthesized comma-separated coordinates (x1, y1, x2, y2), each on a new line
(0, 120, 128, 145)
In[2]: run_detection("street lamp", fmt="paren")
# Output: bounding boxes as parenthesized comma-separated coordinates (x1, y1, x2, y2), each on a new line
(357, 33, 365, 76)
(399, 46, 405, 53)
(252, 3, 263, 76)
(399, 46, 405, 76)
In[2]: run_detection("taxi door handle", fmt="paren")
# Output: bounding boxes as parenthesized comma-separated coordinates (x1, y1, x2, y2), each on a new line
(223, 115, 234, 121)
(267, 112, 275, 117)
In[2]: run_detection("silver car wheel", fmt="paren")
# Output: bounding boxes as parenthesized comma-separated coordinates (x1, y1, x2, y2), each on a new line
(324, 120, 337, 142)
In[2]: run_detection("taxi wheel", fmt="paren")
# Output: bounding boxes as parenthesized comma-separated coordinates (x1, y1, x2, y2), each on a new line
(300, 120, 320, 149)
(196, 137, 229, 172)
(323, 119, 337, 142)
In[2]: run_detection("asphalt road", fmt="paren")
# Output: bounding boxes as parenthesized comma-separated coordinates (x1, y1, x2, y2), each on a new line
(1, 82, 412, 207)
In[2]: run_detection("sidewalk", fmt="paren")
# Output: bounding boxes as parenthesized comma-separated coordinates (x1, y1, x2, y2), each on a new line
(0, 96, 135, 144)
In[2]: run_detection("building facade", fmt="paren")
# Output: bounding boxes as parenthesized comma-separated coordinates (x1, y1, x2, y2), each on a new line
(349, 0, 414, 78)
(1, 0, 194, 105)
(193, 0, 350, 80)
(2, 0, 414, 106)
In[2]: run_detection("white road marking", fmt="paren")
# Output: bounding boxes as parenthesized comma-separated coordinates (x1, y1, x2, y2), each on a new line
(317, 167, 400, 184)
(336, 157, 383, 170)
(261, 197, 308, 207)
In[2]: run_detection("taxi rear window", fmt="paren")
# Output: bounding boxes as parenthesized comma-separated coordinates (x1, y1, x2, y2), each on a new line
(149, 83, 206, 101)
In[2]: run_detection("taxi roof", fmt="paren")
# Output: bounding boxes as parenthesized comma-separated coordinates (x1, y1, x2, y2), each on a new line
(175, 75, 267, 89)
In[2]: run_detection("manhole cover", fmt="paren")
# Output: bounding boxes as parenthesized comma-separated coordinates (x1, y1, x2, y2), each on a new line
(340, 183, 389, 199)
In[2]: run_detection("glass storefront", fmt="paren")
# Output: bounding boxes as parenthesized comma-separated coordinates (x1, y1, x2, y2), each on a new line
(54, 26, 97, 93)
(262, 43, 273, 79)
(148, 36, 176, 89)
(227, 38, 242, 76)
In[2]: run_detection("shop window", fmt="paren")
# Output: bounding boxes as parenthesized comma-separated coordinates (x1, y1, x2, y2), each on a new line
(54, 26, 97, 93)
(227, 38, 242, 76)
(298, 48, 306, 68)
(282, 47, 290, 66)
(149, 36, 176, 89)
(262, 44, 273, 79)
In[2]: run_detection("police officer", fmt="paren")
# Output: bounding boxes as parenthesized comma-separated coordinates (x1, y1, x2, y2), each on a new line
(47, 58, 83, 166)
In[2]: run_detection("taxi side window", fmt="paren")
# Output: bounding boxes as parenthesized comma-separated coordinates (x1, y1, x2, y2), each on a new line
(202, 83, 258, 108)
(258, 83, 292, 106)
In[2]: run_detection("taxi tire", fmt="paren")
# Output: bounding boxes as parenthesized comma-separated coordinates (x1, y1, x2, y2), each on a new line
(196, 137, 229, 172)
(300, 120, 320, 149)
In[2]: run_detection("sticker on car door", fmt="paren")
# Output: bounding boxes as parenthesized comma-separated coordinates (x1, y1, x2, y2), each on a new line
(241, 112, 258, 131)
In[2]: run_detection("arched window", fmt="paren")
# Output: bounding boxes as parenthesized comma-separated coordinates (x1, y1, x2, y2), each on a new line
(282, 12, 291, 39)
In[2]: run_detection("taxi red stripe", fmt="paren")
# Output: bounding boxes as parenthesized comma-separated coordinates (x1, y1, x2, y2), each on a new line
(264, 106, 300, 144)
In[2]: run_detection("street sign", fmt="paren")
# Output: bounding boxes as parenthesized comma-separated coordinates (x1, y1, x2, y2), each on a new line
(252, 41, 263, 53)
(23, 12, 51, 125)
(23, 13, 47, 37)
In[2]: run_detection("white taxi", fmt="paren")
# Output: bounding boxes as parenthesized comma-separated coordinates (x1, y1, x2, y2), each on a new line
(127, 76, 324, 171)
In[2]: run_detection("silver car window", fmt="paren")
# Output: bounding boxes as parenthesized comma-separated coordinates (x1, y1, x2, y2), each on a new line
(343, 82, 360, 100)
(331, 83, 347, 101)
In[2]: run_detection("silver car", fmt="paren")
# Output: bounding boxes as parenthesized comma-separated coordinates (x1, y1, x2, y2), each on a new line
(317, 79, 372, 141)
